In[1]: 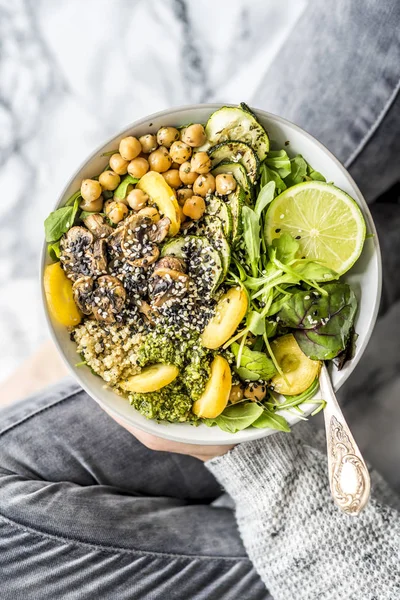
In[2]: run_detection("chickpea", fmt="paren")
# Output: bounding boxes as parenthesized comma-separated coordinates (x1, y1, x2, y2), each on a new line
(181, 123, 207, 147)
(190, 151, 212, 174)
(98, 170, 120, 191)
(109, 153, 129, 175)
(126, 189, 148, 211)
(169, 141, 192, 165)
(193, 173, 216, 197)
(182, 195, 206, 220)
(216, 173, 237, 195)
(106, 201, 129, 224)
(148, 146, 173, 173)
(139, 134, 157, 154)
(103, 198, 114, 215)
(81, 179, 102, 203)
(229, 384, 244, 404)
(156, 126, 180, 148)
(128, 157, 150, 179)
(178, 205, 187, 225)
(176, 187, 194, 206)
(119, 136, 142, 161)
(79, 196, 104, 212)
(138, 206, 160, 222)
(171, 162, 181, 170)
(162, 169, 182, 189)
(244, 383, 267, 402)
(179, 161, 198, 185)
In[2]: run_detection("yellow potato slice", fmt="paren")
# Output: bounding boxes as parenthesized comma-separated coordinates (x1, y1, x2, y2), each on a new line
(192, 355, 231, 418)
(120, 363, 179, 393)
(44, 262, 82, 327)
(136, 171, 181, 236)
(201, 287, 248, 349)
(270, 334, 321, 395)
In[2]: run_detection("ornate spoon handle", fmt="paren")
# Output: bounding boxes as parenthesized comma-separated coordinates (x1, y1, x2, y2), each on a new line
(319, 364, 370, 516)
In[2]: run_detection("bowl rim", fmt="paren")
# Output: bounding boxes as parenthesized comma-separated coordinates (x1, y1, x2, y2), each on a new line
(40, 103, 382, 443)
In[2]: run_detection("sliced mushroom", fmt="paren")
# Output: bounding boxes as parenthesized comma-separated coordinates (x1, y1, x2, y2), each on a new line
(72, 276, 94, 315)
(107, 225, 125, 259)
(93, 239, 108, 272)
(60, 226, 98, 281)
(92, 275, 126, 323)
(83, 214, 113, 239)
(149, 267, 190, 307)
(121, 214, 160, 269)
(147, 216, 171, 244)
(138, 300, 156, 326)
(153, 256, 186, 274)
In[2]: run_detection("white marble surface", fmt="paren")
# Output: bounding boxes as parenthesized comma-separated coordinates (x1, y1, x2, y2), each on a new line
(0, 0, 307, 380)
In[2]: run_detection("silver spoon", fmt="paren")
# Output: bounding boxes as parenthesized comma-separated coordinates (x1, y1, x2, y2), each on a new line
(319, 364, 370, 515)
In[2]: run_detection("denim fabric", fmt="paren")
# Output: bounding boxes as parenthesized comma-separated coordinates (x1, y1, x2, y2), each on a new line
(0, 380, 270, 599)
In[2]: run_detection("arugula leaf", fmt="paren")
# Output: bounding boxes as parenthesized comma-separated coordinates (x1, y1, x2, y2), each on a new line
(48, 240, 61, 261)
(44, 197, 80, 242)
(252, 410, 290, 432)
(277, 283, 358, 360)
(203, 403, 264, 433)
(231, 342, 276, 381)
(284, 154, 308, 186)
(265, 150, 291, 178)
(255, 181, 275, 217)
(293, 261, 338, 282)
(242, 206, 260, 277)
(260, 163, 287, 193)
(272, 233, 299, 264)
(246, 311, 265, 335)
(114, 175, 139, 200)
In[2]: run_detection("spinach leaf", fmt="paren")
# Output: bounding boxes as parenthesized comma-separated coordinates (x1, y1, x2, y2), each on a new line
(252, 410, 290, 432)
(277, 283, 358, 360)
(114, 175, 139, 200)
(255, 181, 275, 217)
(242, 206, 260, 277)
(203, 403, 264, 433)
(271, 233, 299, 264)
(231, 342, 276, 380)
(44, 197, 80, 242)
(48, 240, 61, 261)
(265, 150, 291, 178)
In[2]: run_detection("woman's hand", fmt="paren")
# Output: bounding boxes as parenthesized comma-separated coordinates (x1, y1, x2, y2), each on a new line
(104, 408, 234, 461)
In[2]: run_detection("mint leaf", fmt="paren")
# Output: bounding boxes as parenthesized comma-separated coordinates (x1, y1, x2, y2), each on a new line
(252, 410, 290, 432)
(204, 403, 264, 433)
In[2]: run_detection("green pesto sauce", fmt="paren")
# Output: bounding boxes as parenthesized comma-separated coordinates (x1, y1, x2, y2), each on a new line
(130, 331, 214, 423)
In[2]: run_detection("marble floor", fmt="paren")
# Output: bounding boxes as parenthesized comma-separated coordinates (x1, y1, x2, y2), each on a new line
(1, 0, 399, 487)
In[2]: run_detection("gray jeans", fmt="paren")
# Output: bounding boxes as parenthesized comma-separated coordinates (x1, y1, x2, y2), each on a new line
(1, 0, 400, 598)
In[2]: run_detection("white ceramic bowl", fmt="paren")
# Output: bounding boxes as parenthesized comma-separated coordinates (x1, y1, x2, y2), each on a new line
(41, 104, 382, 445)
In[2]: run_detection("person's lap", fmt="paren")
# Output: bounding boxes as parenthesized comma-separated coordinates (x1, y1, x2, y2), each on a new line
(0, 380, 269, 599)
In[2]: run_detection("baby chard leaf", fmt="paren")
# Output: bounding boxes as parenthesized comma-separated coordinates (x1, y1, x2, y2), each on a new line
(277, 283, 358, 360)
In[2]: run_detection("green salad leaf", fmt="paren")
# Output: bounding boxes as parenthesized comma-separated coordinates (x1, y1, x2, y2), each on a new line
(271, 232, 299, 264)
(265, 150, 291, 178)
(246, 310, 266, 336)
(44, 197, 80, 243)
(259, 163, 287, 194)
(255, 181, 275, 217)
(48, 240, 61, 261)
(203, 403, 264, 433)
(277, 283, 358, 360)
(242, 206, 261, 277)
(114, 175, 139, 200)
(231, 342, 276, 381)
(284, 154, 308, 186)
(252, 410, 290, 432)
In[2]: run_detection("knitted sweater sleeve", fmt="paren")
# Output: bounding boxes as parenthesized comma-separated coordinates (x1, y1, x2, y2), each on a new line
(206, 431, 400, 600)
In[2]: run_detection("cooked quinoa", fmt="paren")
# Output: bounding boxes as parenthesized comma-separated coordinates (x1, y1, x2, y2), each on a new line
(73, 320, 143, 386)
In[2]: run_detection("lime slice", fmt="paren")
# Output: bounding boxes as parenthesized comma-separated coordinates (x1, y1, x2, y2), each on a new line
(264, 181, 366, 275)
